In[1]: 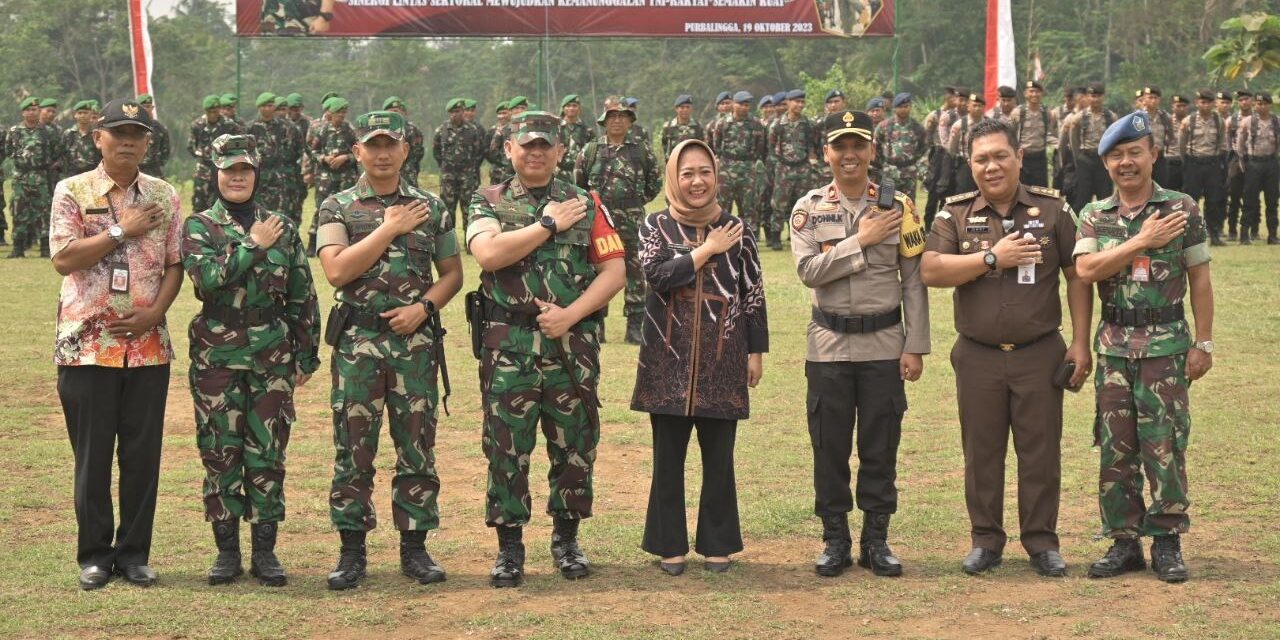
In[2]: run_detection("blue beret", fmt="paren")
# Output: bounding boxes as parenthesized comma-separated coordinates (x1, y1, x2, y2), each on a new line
(892, 92, 913, 107)
(785, 89, 806, 100)
(825, 89, 845, 101)
(674, 94, 693, 107)
(772, 91, 787, 104)
(1099, 111, 1152, 157)
(733, 90, 754, 103)
(758, 95, 773, 108)
(715, 91, 732, 103)
(624, 97, 639, 107)
(866, 97, 886, 110)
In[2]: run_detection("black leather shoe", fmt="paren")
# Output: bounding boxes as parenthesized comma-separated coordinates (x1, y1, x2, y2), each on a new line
(118, 564, 158, 587)
(550, 518, 590, 580)
(327, 530, 367, 591)
(1029, 549, 1067, 577)
(209, 520, 244, 585)
(815, 514, 854, 577)
(1210, 235, 1226, 247)
(1150, 535, 1190, 583)
(79, 566, 111, 590)
(1228, 229, 1238, 241)
(1088, 537, 1145, 578)
(961, 548, 1002, 575)
(1269, 236, 1280, 245)
(250, 522, 287, 587)
(491, 526, 525, 588)
(658, 560, 686, 576)
(704, 559, 732, 573)
(400, 530, 446, 585)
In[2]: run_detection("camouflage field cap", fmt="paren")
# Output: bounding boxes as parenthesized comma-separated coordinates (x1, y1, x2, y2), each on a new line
(355, 110, 405, 143)
(211, 134, 259, 169)
(510, 110, 560, 145)
(596, 103, 636, 125)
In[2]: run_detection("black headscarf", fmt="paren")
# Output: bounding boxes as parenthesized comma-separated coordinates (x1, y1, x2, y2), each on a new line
(215, 164, 260, 231)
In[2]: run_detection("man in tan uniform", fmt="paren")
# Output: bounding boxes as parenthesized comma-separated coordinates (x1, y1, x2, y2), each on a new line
(1177, 91, 1228, 245)
(922, 118, 1093, 577)
(1237, 91, 1279, 244)
(791, 110, 929, 579)
(1009, 80, 1058, 188)
(1064, 83, 1118, 212)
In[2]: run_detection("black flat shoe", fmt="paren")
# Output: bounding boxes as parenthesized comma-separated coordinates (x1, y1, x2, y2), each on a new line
(79, 566, 111, 590)
(117, 564, 158, 587)
(1029, 550, 1067, 577)
(704, 560, 731, 573)
(961, 548, 1002, 575)
(659, 560, 686, 576)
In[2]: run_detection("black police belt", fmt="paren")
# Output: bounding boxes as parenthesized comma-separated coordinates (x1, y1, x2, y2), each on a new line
(962, 331, 1055, 352)
(811, 307, 901, 334)
(1185, 154, 1224, 164)
(1244, 154, 1279, 163)
(482, 302, 605, 330)
(201, 302, 281, 327)
(1102, 304, 1185, 326)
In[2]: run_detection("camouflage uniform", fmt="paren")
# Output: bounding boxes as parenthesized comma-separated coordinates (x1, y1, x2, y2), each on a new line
(6, 123, 59, 255)
(485, 123, 515, 185)
(558, 119, 595, 181)
(183, 195, 320, 523)
(660, 117, 705, 159)
(61, 126, 102, 178)
(874, 116, 928, 201)
(401, 119, 426, 187)
(317, 175, 457, 532)
(465, 177, 620, 526)
(574, 131, 661, 320)
(432, 119, 486, 229)
(140, 119, 171, 178)
(258, 0, 321, 34)
(714, 116, 768, 231)
(284, 115, 310, 221)
(188, 114, 243, 213)
(306, 118, 359, 244)
(248, 116, 303, 222)
(1073, 185, 1210, 538)
(0, 129, 7, 242)
(768, 114, 822, 243)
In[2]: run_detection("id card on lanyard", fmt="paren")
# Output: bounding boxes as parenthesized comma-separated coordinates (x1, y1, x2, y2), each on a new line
(104, 187, 138, 294)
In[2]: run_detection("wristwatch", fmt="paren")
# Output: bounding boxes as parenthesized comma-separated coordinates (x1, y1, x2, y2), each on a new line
(107, 224, 125, 244)
(540, 214, 558, 236)
(318, 11, 334, 21)
(421, 299, 437, 315)
(242, 238, 259, 251)
(1193, 340, 1214, 354)
(983, 249, 998, 271)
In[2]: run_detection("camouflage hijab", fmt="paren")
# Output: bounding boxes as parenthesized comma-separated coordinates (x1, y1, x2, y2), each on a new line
(664, 139, 722, 228)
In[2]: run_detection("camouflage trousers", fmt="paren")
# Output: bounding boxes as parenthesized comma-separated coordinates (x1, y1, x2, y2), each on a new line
(608, 204, 648, 318)
(256, 166, 291, 218)
(309, 170, 358, 237)
(10, 172, 50, 248)
(190, 366, 295, 523)
(717, 160, 760, 231)
(480, 347, 600, 527)
(193, 163, 217, 215)
(772, 164, 818, 238)
(0, 180, 7, 232)
(881, 164, 919, 204)
(1094, 353, 1191, 538)
(283, 170, 306, 228)
(758, 162, 775, 237)
(439, 169, 481, 232)
(330, 350, 441, 532)
(400, 165, 420, 188)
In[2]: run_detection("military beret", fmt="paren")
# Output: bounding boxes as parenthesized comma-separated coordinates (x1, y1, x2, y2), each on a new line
(967, 93, 985, 105)
(758, 95, 773, 108)
(866, 97, 886, 110)
(1171, 94, 1188, 105)
(1256, 91, 1273, 104)
(733, 91, 754, 103)
(19, 97, 40, 110)
(202, 95, 221, 110)
(88, 100, 101, 111)
(255, 92, 276, 107)
(596, 103, 636, 125)
(825, 88, 845, 101)
(321, 92, 339, 106)
(1196, 90, 1215, 101)
(623, 97, 639, 108)
(674, 94, 693, 107)
(495, 100, 510, 114)
(955, 87, 970, 98)
(508, 95, 530, 108)
(274, 96, 288, 108)
(997, 86, 1016, 98)
(560, 94, 580, 109)
(39, 98, 58, 108)
(210, 134, 259, 169)
(1099, 111, 1151, 157)
(286, 93, 303, 107)
(1235, 89, 1253, 98)
(383, 96, 405, 110)
(446, 98, 463, 112)
(785, 89, 806, 101)
(511, 110, 561, 145)
(1085, 83, 1106, 96)
(1025, 80, 1044, 91)
(823, 110, 874, 143)
(463, 99, 477, 109)
(772, 91, 787, 105)
(892, 92, 913, 107)
(136, 94, 153, 105)
(326, 97, 349, 112)
(97, 98, 154, 132)
(220, 93, 238, 105)
(715, 91, 732, 103)
(1215, 91, 1231, 101)
(355, 110, 405, 143)
(73, 100, 94, 112)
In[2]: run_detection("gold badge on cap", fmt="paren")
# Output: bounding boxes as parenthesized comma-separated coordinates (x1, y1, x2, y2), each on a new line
(122, 104, 139, 118)
(1028, 207, 1040, 217)
(842, 112, 854, 124)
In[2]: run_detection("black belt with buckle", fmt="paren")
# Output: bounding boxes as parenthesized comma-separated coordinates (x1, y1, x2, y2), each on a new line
(201, 302, 281, 327)
(1102, 304, 1185, 326)
(811, 307, 901, 334)
(963, 331, 1055, 352)
(483, 303, 604, 330)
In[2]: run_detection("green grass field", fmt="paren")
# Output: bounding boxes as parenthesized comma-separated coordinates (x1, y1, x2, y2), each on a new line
(1, 182, 1278, 639)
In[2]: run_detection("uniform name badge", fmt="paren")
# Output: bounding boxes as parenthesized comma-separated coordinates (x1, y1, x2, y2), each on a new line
(1018, 263, 1036, 285)
(1131, 255, 1151, 282)
(109, 261, 130, 293)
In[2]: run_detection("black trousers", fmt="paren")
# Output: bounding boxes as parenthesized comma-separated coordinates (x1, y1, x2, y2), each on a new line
(1227, 156, 1246, 231)
(1243, 157, 1280, 235)
(805, 360, 905, 517)
(1020, 151, 1049, 188)
(1070, 152, 1112, 212)
(58, 364, 169, 569)
(1152, 154, 1169, 187)
(953, 158, 977, 195)
(1183, 157, 1227, 236)
(641, 414, 742, 558)
(1164, 158, 1184, 191)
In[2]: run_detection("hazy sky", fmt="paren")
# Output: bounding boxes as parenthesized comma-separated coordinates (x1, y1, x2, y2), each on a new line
(147, 0, 234, 17)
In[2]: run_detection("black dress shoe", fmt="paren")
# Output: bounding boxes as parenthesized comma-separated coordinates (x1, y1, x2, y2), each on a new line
(79, 566, 111, 590)
(1088, 537, 1145, 578)
(658, 560, 686, 576)
(961, 548, 1002, 575)
(117, 564, 158, 587)
(1029, 549, 1067, 577)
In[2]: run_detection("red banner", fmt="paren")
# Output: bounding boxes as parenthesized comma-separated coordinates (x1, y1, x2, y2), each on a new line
(238, 0, 894, 38)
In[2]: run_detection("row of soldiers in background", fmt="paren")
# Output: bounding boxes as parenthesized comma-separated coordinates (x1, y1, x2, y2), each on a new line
(2, 95, 171, 258)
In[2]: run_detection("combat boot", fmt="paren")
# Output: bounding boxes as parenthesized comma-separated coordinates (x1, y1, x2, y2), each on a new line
(39, 237, 49, 258)
(1087, 537, 1145, 578)
(250, 522, 287, 587)
(624, 314, 643, 345)
(6, 240, 24, 259)
(1210, 231, 1225, 247)
(550, 517, 591, 580)
(1240, 228, 1253, 245)
(1150, 534, 1190, 583)
(491, 526, 525, 588)
(399, 530, 446, 585)
(327, 529, 367, 590)
(814, 514, 854, 577)
(857, 512, 903, 577)
(207, 520, 243, 585)
(768, 229, 783, 251)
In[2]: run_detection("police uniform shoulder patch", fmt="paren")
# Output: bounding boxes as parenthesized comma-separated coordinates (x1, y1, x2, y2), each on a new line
(945, 190, 979, 205)
(791, 210, 809, 231)
(1026, 185, 1061, 199)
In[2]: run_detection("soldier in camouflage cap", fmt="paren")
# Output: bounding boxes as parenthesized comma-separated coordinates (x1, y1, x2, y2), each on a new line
(485, 97, 526, 186)
(316, 110, 463, 590)
(188, 94, 244, 216)
(306, 97, 358, 254)
(768, 89, 823, 250)
(467, 110, 626, 587)
(181, 133, 320, 587)
(574, 101, 661, 344)
(1073, 112, 1215, 584)
(248, 92, 305, 224)
(6, 96, 60, 258)
(137, 95, 171, 178)
(62, 100, 102, 178)
(433, 98, 487, 232)
(557, 94, 595, 182)
(384, 97, 426, 187)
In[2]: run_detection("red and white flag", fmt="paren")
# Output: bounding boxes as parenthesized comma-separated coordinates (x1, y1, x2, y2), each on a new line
(984, 0, 1016, 107)
(128, 0, 154, 105)
(1033, 52, 1045, 82)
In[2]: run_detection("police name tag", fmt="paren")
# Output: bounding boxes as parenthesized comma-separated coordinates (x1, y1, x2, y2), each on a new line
(110, 261, 130, 293)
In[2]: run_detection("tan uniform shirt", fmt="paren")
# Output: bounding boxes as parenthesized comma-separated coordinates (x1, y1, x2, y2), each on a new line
(948, 115, 978, 159)
(1066, 109, 1115, 153)
(1009, 104, 1058, 153)
(1144, 109, 1176, 153)
(1178, 111, 1228, 158)
(791, 182, 930, 362)
(1237, 113, 1280, 157)
(924, 184, 1079, 346)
